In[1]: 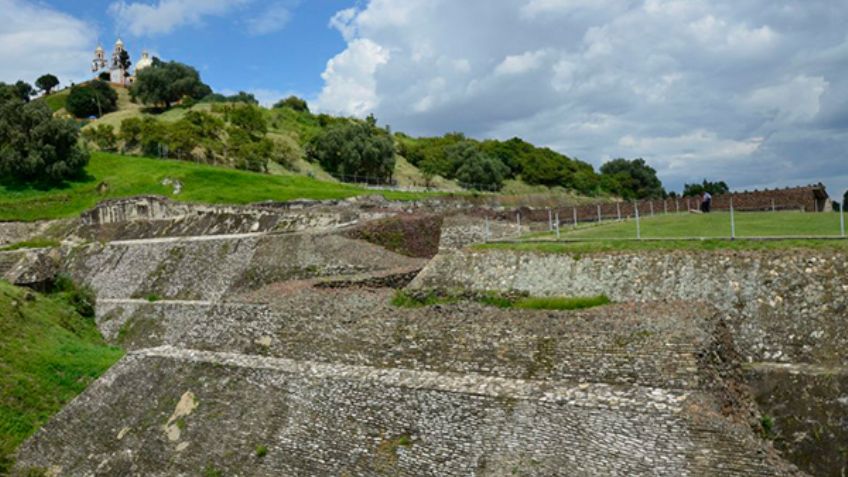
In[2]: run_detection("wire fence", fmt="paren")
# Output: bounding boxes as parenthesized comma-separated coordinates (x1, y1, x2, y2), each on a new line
(477, 197, 847, 242)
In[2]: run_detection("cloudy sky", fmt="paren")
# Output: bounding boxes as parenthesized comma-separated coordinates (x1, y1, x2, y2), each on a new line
(1, 0, 846, 196)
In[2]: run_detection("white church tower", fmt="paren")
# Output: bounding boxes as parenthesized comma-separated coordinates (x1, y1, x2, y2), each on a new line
(91, 38, 134, 86)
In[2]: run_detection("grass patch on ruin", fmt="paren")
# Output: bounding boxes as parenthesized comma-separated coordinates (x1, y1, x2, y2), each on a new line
(0, 239, 61, 252)
(0, 152, 444, 222)
(477, 237, 848, 254)
(391, 289, 610, 311)
(0, 280, 123, 473)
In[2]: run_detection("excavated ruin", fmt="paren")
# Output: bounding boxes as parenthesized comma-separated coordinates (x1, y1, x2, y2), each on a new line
(3, 196, 842, 476)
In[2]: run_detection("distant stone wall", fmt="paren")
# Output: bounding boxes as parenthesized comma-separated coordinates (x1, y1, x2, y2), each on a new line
(15, 346, 798, 476)
(412, 248, 848, 366)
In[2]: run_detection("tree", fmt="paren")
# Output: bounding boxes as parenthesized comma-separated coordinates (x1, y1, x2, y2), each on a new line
(307, 119, 395, 181)
(35, 74, 59, 95)
(118, 50, 132, 80)
(683, 179, 729, 197)
(273, 96, 309, 112)
(99, 72, 111, 82)
(119, 117, 144, 151)
(131, 60, 212, 109)
(224, 104, 267, 140)
(65, 81, 118, 118)
(1, 81, 35, 102)
(599, 158, 665, 199)
(455, 152, 509, 191)
(0, 93, 88, 182)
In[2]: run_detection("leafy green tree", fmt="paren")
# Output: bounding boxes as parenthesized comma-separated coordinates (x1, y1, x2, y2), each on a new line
(227, 127, 270, 172)
(81, 124, 117, 151)
(224, 104, 267, 140)
(1, 81, 35, 102)
(35, 74, 59, 95)
(599, 158, 665, 199)
(98, 72, 111, 82)
(307, 119, 395, 181)
(66, 81, 118, 118)
(455, 152, 509, 191)
(131, 60, 212, 109)
(683, 179, 730, 197)
(0, 94, 88, 182)
(480, 137, 534, 177)
(273, 96, 309, 112)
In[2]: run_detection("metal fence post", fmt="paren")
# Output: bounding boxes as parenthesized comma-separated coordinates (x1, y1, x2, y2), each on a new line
(573, 207, 578, 229)
(635, 202, 641, 239)
(516, 212, 521, 236)
(664, 200, 668, 214)
(771, 199, 775, 212)
(548, 208, 553, 232)
(840, 202, 845, 237)
(597, 204, 602, 223)
(617, 202, 621, 221)
(730, 197, 736, 240)
(686, 198, 690, 211)
(675, 199, 680, 213)
(555, 212, 560, 239)
(649, 202, 654, 216)
(484, 217, 490, 242)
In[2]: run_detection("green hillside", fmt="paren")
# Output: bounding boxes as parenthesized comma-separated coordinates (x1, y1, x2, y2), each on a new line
(0, 280, 123, 472)
(0, 152, 439, 222)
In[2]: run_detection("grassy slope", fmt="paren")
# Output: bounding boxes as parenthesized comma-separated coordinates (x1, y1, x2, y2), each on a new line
(0, 281, 123, 471)
(43, 89, 70, 113)
(0, 152, 437, 222)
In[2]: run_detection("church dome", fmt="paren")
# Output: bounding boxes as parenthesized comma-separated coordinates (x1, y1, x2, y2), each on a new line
(115, 38, 124, 48)
(136, 51, 153, 72)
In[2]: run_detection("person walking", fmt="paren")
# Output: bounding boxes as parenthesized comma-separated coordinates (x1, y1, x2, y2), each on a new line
(701, 191, 712, 213)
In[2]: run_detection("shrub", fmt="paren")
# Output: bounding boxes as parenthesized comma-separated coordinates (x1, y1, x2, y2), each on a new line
(81, 124, 118, 152)
(255, 445, 268, 458)
(455, 151, 509, 191)
(66, 81, 118, 118)
(52, 275, 96, 318)
(273, 95, 309, 112)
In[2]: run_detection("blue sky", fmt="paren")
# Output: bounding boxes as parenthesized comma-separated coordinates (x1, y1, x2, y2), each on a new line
(37, 0, 354, 103)
(1, 0, 847, 198)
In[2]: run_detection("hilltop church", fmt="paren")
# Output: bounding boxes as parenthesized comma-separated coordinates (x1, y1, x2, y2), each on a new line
(91, 38, 153, 86)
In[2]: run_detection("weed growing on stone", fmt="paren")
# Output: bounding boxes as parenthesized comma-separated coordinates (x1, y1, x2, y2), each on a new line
(146, 294, 161, 303)
(202, 465, 223, 477)
(760, 415, 775, 439)
(255, 445, 268, 458)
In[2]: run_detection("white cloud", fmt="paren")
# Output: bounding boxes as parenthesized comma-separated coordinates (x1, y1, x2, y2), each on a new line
(315, 39, 390, 117)
(246, 2, 296, 36)
(0, 0, 95, 86)
(317, 0, 848, 194)
(109, 0, 249, 36)
(747, 75, 828, 124)
(494, 50, 549, 76)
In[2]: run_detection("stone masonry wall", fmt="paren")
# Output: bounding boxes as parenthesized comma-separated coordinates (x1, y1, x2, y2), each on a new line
(411, 248, 848, 366)
(15, 347, 798, 477)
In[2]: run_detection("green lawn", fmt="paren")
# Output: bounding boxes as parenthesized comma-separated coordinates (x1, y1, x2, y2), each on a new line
(42, 89, 69, 112)
(537, 210, 845, 240)
(0, 280, 123, 472)
(0, 152, 440, 222)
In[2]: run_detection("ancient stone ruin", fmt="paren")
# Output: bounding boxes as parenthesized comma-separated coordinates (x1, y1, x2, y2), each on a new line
(3, 195, 845, 476)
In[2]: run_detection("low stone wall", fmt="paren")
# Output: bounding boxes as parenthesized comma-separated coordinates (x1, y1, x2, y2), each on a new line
(14, 347, 798, 477)
(411, 248, 848, 366)
(438, 214, 528, 250)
